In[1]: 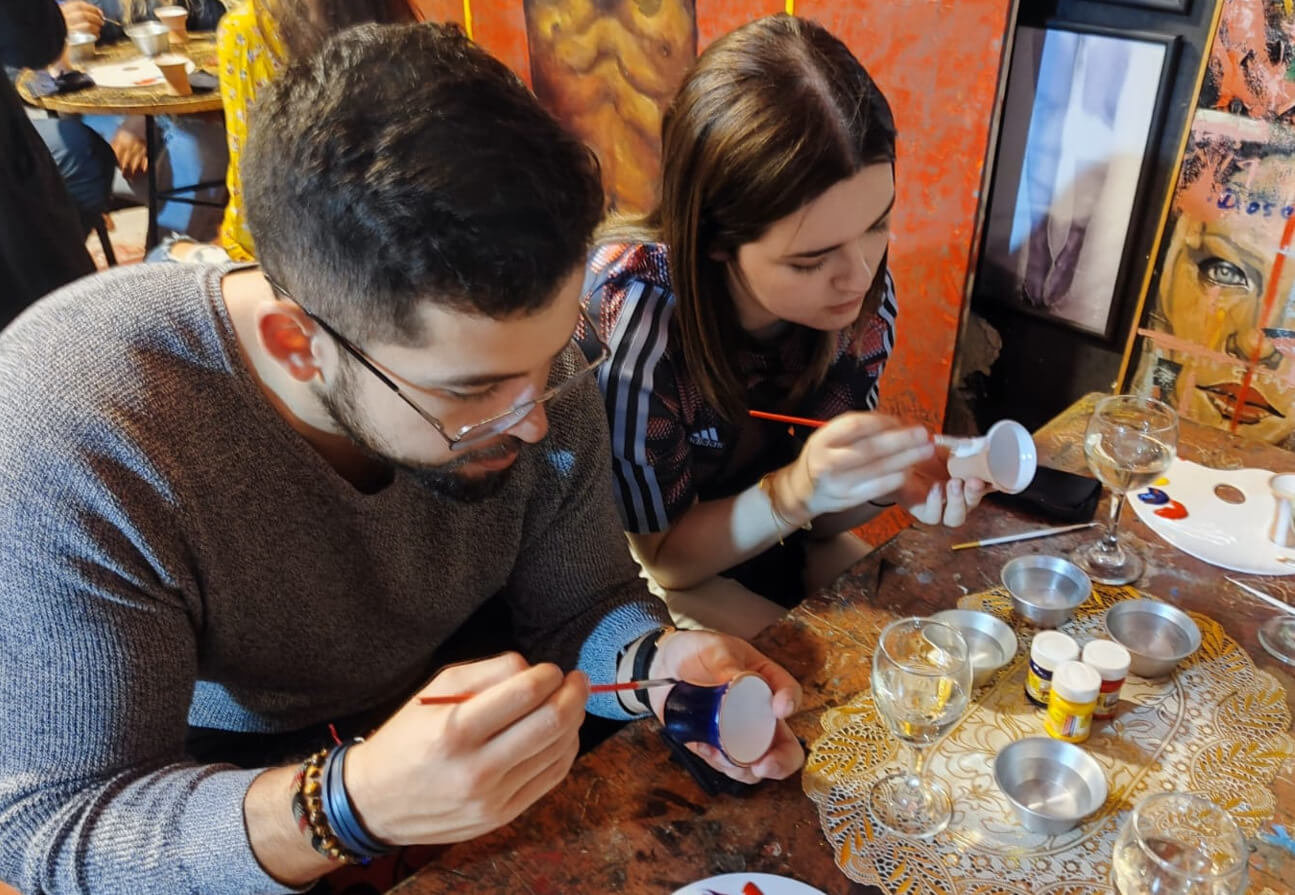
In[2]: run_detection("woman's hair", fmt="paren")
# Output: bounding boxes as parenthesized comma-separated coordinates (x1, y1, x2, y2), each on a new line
(604, 14, 897, 419)
(259, 0, 414, 61)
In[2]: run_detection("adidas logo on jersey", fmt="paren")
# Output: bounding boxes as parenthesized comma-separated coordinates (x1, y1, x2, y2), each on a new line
(687, 426, 724, 449)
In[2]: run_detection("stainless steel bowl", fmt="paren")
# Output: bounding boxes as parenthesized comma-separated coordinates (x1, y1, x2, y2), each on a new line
(994, 737, 1108, 835)
(66, 30, 96, 64)
(125, 21, 170, 57)
(931, 609, 1018, 687)
(1001, 555, 1092, 628)
(1103, 599, 1201, 678)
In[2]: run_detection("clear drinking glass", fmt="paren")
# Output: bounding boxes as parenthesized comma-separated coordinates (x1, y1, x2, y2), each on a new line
(1111, 792, 1249, 895)
(868, 617, 972, 838)
(1077, 394, 1179, 585)
(1259, 615, 1295, 665)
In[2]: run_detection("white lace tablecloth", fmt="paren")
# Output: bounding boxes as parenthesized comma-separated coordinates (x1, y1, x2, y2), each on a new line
(803, 584, 1294, 895)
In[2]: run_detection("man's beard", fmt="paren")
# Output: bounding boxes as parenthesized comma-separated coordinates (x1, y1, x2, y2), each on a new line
(318, 368, 523, 501)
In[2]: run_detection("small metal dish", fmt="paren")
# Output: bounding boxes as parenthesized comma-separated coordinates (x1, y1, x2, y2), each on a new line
(1103, 599, 1201, 678)
(66, 30, 96, 64)
(931, 609, 1018, 686)
(125, 21, 170, 57)
(1001, 555, 1091, 628)
(994, 737, 1108, 835)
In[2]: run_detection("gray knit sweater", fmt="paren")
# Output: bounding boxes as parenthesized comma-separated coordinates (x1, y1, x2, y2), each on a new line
(0, 263, 671, 894)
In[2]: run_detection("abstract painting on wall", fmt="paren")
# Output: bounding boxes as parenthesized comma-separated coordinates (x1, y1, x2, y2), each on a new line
(978, 24, 1176, 341)
(1131, 0, 1295, 451)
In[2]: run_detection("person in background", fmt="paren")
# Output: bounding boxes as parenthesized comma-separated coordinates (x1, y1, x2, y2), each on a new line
(77, 0, 231, 240)
(0, 0, 98, 327)
(0, 23, 802, 893)
(581, 15, 989, 638)
(216, 0, 414, 261)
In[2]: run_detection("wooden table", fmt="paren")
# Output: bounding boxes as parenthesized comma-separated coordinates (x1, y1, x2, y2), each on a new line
(392, 393, 1295, 895)
(16, 35, 224, 249)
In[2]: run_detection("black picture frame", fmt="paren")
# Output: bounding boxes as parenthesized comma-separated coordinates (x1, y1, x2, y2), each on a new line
(1105, 0, 1191, 13)
(975, 23, 1179, 344)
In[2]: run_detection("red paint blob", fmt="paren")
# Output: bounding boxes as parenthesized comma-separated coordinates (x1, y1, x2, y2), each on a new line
(1154, 499, 1188, 520)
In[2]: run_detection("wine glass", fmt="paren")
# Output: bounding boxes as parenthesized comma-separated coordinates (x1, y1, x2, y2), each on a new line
(1111, 792, 1248, 895)
(1259, 615, 1295, 665)
(868, 617, 972, 838)
(1077, 394, 1179, 585)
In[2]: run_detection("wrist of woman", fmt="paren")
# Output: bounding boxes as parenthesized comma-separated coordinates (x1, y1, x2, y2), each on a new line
(774, 461, 816, 526)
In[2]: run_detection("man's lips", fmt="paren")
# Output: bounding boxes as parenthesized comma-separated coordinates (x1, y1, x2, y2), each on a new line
(1197, 382, 1285, 425)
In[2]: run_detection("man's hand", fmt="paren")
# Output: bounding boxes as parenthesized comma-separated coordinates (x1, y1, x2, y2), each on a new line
(60, 1, 104, 38)
(344, 652, 589, 845)
(647, 629, 804, 784)
(111, 127, 147, 179)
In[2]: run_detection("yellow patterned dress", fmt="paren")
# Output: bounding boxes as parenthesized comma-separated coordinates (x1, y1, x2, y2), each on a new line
(216, 1, 285, 261)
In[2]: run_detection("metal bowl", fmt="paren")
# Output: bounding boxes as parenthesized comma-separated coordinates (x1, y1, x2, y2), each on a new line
(931, 609, 1018, 687)
(1103, 599, 1201, 678)
(993, 737, 1108, 835)
(1001, 555, 1092, 628)
(66, 30, 96, 64)
(125, 21, 170, 57)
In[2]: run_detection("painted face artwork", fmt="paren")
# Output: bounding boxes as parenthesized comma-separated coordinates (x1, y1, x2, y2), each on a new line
(1139, 131, 1295, 447)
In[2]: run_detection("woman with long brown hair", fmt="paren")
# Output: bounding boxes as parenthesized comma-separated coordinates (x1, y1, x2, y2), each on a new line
(581, 14, 987, 635)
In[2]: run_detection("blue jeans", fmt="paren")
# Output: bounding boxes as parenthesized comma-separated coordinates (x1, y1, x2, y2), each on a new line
(83, 112, 228, 241)
(31, 117, 115, 235)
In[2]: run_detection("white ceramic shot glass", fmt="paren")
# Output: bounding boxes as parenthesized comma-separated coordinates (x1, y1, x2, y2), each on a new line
(943, 420, 1038, 494)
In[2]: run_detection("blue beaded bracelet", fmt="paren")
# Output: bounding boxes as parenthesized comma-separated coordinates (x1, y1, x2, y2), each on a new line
(321, 741, 391, 861)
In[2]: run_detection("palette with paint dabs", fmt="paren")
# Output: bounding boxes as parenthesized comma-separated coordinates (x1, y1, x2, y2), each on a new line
(1129, 456, 1295, 575)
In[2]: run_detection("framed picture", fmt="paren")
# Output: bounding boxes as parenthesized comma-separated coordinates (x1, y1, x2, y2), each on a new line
(1105, 0, 1191, 12)
(976, 23, 1178, 342)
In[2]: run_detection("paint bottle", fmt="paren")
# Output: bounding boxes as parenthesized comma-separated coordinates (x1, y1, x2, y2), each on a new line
(1082, 639, 1130, 721)
(1025, 631, 1079, 707)
(1045, 661, 1101, 743)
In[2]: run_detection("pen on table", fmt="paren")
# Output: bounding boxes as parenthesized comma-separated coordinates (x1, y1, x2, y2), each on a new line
(950, 521, 1099, 551)
(418, 677, 679, 705)
(1225, 577, 1295, 616)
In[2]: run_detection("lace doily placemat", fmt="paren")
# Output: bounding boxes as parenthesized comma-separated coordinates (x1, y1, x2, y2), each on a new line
(802, 584, 1294, 895)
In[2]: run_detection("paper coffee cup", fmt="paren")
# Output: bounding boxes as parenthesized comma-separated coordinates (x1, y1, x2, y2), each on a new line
(154, 6, 188, 42)
(154, 54, 192, 96)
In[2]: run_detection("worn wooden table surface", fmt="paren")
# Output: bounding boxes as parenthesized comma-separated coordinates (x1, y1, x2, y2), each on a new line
(16, 34, 221, 116)
(393, 393, 1295, 895)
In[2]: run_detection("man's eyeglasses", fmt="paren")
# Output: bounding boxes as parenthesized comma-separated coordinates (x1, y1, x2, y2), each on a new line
(263, 273, 609, 451)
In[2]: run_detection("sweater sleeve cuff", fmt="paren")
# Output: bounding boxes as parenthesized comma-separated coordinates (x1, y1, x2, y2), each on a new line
(576, 600, 673, 719)
(178, 765, 311, 895)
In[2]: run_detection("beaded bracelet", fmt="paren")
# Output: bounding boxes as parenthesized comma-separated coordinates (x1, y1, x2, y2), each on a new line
(290, 747, 370, 865)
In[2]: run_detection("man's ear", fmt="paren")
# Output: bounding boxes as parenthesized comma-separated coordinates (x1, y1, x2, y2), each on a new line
(256, 303, 322, 382)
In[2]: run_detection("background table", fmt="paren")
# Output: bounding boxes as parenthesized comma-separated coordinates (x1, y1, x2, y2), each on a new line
(16, 35, 224, 249)
(393, 393, 1295, 895)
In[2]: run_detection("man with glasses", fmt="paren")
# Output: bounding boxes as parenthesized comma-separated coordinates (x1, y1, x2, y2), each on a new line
(0, 22, 803, 895)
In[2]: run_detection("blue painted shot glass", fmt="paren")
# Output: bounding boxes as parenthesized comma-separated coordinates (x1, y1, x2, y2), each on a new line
(662, 672, 777, 767)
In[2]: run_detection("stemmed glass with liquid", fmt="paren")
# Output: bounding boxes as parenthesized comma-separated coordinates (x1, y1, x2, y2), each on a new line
(1111, 792, 1248, 895)
(868, 617, 972, 838)
(1078, 394, 1179, 585)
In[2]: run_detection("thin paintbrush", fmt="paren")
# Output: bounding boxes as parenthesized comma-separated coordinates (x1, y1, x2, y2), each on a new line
(950, 522, 1098, 551)
(418, 677, 679, 705)
(1225, 577, 1295, 616)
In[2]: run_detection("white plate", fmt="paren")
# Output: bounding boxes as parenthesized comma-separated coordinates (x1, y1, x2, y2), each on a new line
(670, 872, 827, 895)
(88, 56, 195, 88)
(1129, 456, 1295, 575)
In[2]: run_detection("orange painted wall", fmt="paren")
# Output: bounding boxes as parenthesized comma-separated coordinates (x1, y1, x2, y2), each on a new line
(457, 0, 1013, 437)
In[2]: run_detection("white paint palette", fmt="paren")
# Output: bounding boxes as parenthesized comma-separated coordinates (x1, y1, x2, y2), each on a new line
(1130, 456, 1295, 575)
(88, 56, 195, 88)
(671, 872, 828, 895)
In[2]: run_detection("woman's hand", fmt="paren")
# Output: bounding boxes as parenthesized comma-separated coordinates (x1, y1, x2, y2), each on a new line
(894, 448, 991, 527)
(774, 413, 935, 523)
(60, 1, 104, 38)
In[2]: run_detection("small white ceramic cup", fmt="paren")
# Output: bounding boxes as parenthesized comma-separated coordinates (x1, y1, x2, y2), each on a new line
(1269, 474, 1295, 548)
(943, 420, 1038, 494)
(154, 5, 188, 43)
